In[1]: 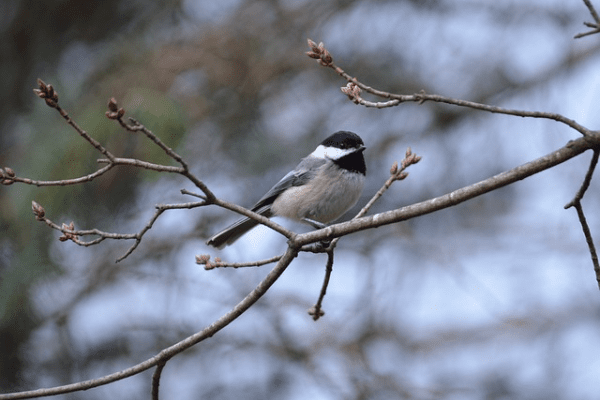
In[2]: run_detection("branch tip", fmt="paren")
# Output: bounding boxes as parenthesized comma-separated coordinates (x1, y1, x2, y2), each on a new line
(34, 78, 59, 107)
(306, 38, 333, 66)
(59, 221, 77, 242)
(105, 97, 125, 120)
(31, 201, 46, 221)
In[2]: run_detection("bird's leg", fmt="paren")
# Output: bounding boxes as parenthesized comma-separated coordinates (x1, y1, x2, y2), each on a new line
(302, 217, 327, 229)
(302, 218, 331, 250)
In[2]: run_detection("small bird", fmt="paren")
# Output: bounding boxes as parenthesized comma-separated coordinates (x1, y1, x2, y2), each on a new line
(206, 131, 367, 248)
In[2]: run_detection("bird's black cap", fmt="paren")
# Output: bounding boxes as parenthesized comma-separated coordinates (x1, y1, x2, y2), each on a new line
(321, 131, 365, 150)
(321, 131, 366, 175)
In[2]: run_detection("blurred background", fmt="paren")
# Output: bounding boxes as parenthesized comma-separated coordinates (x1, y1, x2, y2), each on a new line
(2, 0, 600, 399)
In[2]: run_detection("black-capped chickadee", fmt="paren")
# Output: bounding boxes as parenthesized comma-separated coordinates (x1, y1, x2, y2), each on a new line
(206, 131, 366, 248)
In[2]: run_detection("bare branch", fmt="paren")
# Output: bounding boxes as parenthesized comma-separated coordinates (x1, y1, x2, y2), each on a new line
(292, 137, 593, 248)
(104, 97, 215, 199)
(0, 246, 299, 400)
(308, 250, 334, 321)
(358, 147, 421, 220)
(571, 202, 600, 289)
(151, 360, 168, 400)
(107, 102, 187, 168)
(30, 200, 206, 262)
(34, 79, 116, 161)
(9, 164, 114, 187)
(564, 150, 600, 288)
(584, 0, 600, 23)
(197, 254, 282, 270)
(575, 0, 600, 38)
(307, 41, 593, 137)
(97, 157, 184, 174)
(565, 149, 599, 208)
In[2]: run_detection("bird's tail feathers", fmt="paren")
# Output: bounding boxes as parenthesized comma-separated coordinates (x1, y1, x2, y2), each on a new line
(206, 207, 272, 249)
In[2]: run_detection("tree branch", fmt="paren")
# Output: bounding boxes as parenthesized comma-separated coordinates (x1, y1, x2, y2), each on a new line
(306, 40, 593, 137)
(291, 137, 593, 247)
(308, 250, 334, 321)
(564, 150, 600, 288)
(0, 246, 299, 400)
(575, 0, 600, 38)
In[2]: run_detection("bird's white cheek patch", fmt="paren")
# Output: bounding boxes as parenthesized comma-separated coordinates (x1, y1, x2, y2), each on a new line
(311, 145, 355, 160)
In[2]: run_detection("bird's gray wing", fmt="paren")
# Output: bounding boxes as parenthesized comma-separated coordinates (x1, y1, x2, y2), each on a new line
(206, 157, 327, 248)
(251, 156, 327, 211)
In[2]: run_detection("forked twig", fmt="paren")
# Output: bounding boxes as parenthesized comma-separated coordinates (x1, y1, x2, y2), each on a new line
(564, 150, 600, 289)
(575, 0, 600, 38)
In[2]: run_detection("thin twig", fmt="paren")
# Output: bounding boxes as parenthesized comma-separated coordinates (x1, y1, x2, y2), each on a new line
(199, 255, 282, 270)
(358, 148, 421, 219)
(303, 148, 422, 317)
(151, 360, 168, 400)
(7, 164, 113, 187)
(106, 98, 215, 199)
(30, 200, 207, 262)
(572, 203, 600, 289)
(564, 149, 599, 208)
(306, 40, 593, 137)
(113, 201, 208, 262)
(583, 0, 600, 23)
(0, 246, 299, 400)
(33, 80, 116, 161)
(577, 0, 600, 37)
(97, 157, 185, 174)
(308, 251, 334, 321)
(564, 150, 600, 289)
(126, 118, 190, 170)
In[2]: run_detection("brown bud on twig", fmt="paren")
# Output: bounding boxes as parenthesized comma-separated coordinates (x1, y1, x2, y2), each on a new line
(105, 105, 126, 120)
(34, 79, 59, 107)
(58, 221, 77, 242)
(37, 78, 47, 92)
(393, 171, 409, 181)
(31, 201, 46, 221)
(341, 83, 362, 104)
(108, 97, 119, 112)
(195, 254, 210, 265)
(306, 38, 334, 66)
(33, 89, 46, 98)
(46, 84, 54, 99)
(1, 167, 15, 185)
(308, 306, 325, 319)
(319, 48, 333, 66)
(390, 161, 399, 175)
